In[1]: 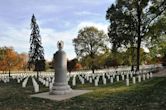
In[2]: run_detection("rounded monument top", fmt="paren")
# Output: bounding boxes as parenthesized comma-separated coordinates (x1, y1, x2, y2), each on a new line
(57, 40, 64, 50)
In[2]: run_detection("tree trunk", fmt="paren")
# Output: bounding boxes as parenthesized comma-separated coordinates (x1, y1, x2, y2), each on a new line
(131, 65, 134, 71)
(131, 46, 135, 71)
(92, 68, 95, 74)
(136, 39, 141, 71)
(8, 69, 11, 77)
(37, 71, 39, 79)
(90, 54, 95, 74)
(136, 0, 142, 71)
(35, 59, 39, 79)
(91, 61, 95, 74)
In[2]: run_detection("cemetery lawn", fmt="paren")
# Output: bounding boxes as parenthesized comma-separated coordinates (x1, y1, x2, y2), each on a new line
(0, 77, 166, 110)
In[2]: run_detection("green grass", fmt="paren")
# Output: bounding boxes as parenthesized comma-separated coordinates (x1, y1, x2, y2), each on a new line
(0, 77, 166, 110)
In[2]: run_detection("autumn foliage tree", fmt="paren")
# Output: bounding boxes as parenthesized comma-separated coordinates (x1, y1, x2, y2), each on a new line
(16, 53, 28, 71)
(5, 48, 18, 76)
(0, 47, 28, 76)
(0, 47, 7, 72)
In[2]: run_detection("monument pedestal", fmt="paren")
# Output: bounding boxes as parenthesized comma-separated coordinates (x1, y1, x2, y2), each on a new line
(50, 82, 72, 95)
(31, 90, 92, 101)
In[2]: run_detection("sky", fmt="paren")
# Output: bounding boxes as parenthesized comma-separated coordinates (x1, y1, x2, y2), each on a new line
(0, 0, 115, 61)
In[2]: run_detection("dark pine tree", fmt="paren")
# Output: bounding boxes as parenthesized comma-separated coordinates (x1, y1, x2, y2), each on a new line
(28, 14, 45, 77)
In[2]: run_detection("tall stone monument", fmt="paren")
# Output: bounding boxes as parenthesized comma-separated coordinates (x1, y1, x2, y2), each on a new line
(50, 41, 72, 95)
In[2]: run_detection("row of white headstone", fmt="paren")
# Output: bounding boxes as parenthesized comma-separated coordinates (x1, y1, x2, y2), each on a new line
(70, 71, 153, 87)
(22, 77, 29, 88)
(32, 77, 39, 92)
(0, 69, 154, 93)
(0, 76, 10, 83)
(38, 76, 54, 90)
(0, 73, 53, 93)
(126, 72, 153, 86)
(21, 76, 49, 93)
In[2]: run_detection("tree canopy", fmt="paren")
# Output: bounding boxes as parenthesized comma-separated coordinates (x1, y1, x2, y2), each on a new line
(73, 26, 109, 73)
(0, 47, 28, 75)
(106, 0, 166, 70)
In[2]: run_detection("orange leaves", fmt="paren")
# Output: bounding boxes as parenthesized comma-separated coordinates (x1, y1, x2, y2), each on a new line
(0, 60, 7, 71)
(67, 58, 82, 73)
(0, 47, 28, 72)
(5, 48, 17, 70)
(75, 63, 82, 71)
(17, 53, 28, 70)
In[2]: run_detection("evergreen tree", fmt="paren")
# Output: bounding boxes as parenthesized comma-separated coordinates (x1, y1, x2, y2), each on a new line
(28, 14, 45, 75)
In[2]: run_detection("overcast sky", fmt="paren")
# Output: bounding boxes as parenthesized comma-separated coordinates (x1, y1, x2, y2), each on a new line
(0, 0, 115, 61)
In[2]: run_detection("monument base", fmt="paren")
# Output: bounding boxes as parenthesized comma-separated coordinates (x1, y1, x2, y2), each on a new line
(30, 90, 92, 101)
(49, 82, 72, 95)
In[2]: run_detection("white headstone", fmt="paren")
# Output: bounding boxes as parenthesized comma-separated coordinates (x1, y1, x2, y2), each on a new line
(89, 77, 92, 83)
(72, 76, 76, 86)
(45, 81, 49, 87)
(126, 78, 129, 86)
(49, 82, 53, 90)
(110, 77, 114, 83)
(150, 72, 153, 78)
(132, 77, 136, 84)
(130, 73, 133, 78)
(32, 77, 39, 93)
(122, 75, 125, 80)
(103, 77, 106, 85)
(138, 75, 141, 82)
(22, 77, 29, 88)
(146, 73, 150, 79)
(95, 79, 98, 86)
(143, 74, 146, 80)
(17, 78, 20, 83)
(116, 75, 119, 82)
